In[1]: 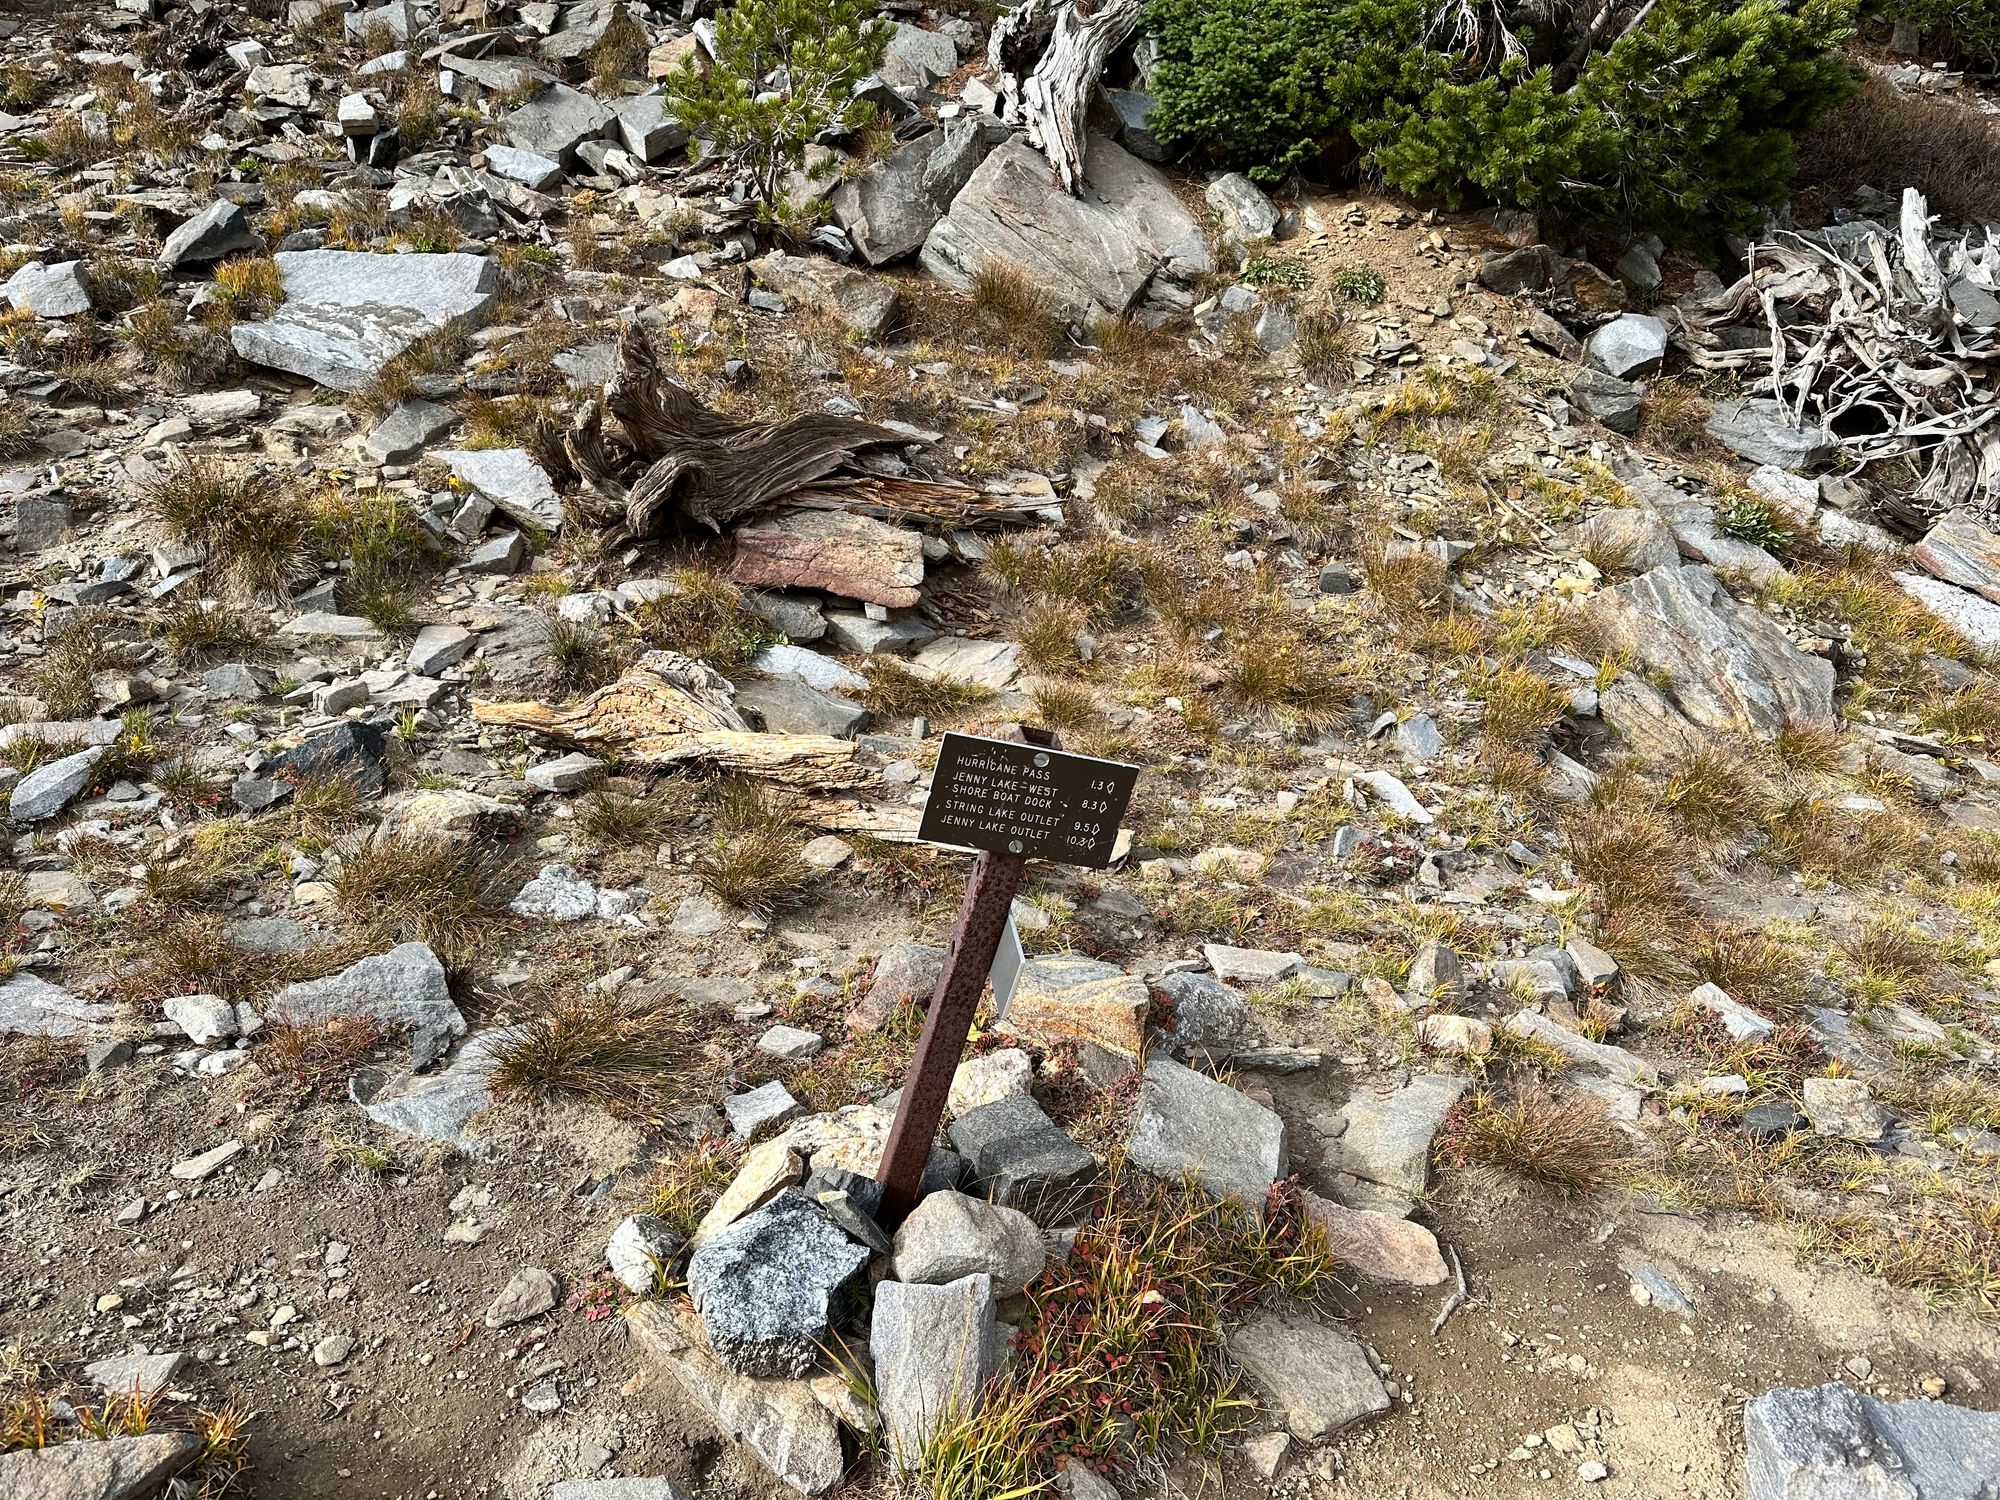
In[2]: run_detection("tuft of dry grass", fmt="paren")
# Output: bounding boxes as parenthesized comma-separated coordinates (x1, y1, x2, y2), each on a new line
(124, 302, 235, 391)
(250, 1016, 384, 1100)
(1017, 599, 1090, 674)
(1640, 380, 1714, 455)
(1794, 74, 2000, 229)
(913, 1172, 1337, 1496)
(211, 255, 286, 319)
(0, 402, 40, 459)
(1917, 685, 2000, 747)
(577, 791, 666, 849)
(1659, 747, 1769, 843)
(29, 615, 122, 719)
(855, 659, 992, 720)
(690, 779, 812, 914)
(148, 458, 311, 600)
(1478, 664, 1566, 751)
(1770, 722, 1849, 777)
(985, 533, 1160, 623)
(332, 833, 509, 953)
(1218, 624, 1346, 730)
(544, 617, 621, 697)
(1563, 773, 1698, 984)
(117, 911, 343, 1004)
(628, 569, 769, 671)
(156, 600, 268, 665)
(1761, 796, 1921, 883)
(968, 259, 1064, 358)
(1294, 305, 1353, 385)
(643, 1136, 742, 1236)
(1436, 1080, 1635, 1195)
(1359, 540, 1451, 624)
(1683, 925, 1814, 1017)
(490, 994, 722, 1124)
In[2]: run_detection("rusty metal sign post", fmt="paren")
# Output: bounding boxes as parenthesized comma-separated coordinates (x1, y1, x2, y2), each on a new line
(874, 727, 1139, 1223)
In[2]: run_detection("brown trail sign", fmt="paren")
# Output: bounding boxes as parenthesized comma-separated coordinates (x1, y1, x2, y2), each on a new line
(874, 728, 1139, 1222)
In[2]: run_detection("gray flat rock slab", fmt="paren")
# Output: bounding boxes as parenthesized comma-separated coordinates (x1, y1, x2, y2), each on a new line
(1227, 1312, 1391, 1442)
(1336, 1073, 1469, 1194)
(1128, 1055, 1287, 1209)
(1745, 1382, 2000, 1500)
(230, 250, 497, 393)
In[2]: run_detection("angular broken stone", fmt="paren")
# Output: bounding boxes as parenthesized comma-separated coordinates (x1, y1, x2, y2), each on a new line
(1153, 971, 1248, 1054)
(1226, 1312, 1391, 1441)
(686, 1189, 870, 1377)
(1587, 564, 1834, 736)
(230, 250, 498, 393)
(1689, 981, 1773, 1041)
(1584, 313, 1667, 379)
(9, 744, 104, 822)
(4, 259, 92, 318)
(1203, 943, 1302, 984)
(162, 200, 261, 266)
(726, 1080, 804, 1140)
(921, 134, 1211, 321)
(872, 1273, 1000, 1467)
(436, 447, 562, 530)
(1505, 1009, 1657, 1087)
(1799, 1076, 1892, 1142)
(362, 398, 458, 463)
(892, 1189, 1046, 1297)
(831, 119, 990, 267)
(1569, 368, 1643, 434)
(169, 1139, 244, 1180)
(948, 1094, 1097, 1212)
(0, 1431, 202, 1499)
(504, 82, 614, 164)
(995, 954, 1148, 1080)
(363, 1024, 532, 1148)
(1744, 1383, 2000, 1500)
(267, 942, 463, 1063)
(163, 993, 238, 1046)
(1336, 1074, 1469, 1195)
(624, 1301, 846, 1496)
(0, 971, 114, 1038)
(1128, 1056, 1288, 1210)
(82, 1349, 185, 1399)
(1705, 398, 1834, 471)
(484, 1267, 560, 1328)
(1303, 1191, 1449, 1286)
(606, 1214, 684, 1295)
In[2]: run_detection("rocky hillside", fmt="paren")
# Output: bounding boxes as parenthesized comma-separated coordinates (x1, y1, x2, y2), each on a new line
(0, 1, 1998, 1499)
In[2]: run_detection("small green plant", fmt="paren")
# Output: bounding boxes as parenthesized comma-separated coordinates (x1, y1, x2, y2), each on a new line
(1715, 493, 1798, 560)
(1329, 264, 1385, 303)
(1239, 253, 1309, 290)
(663, 0, 890, 213)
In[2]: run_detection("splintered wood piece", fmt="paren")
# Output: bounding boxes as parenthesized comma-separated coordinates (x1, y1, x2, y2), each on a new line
(471, 651, 873, 789)
(990, 0, 1145, 195)
(561, 325, 1040, 545)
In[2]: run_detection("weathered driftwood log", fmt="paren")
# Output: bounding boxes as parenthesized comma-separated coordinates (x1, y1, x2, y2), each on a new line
(1667, 189, 2000, 517)
(563, 326, 1043, 546)
(989, 0, 1146, 195)
(472, 651, 872, 789)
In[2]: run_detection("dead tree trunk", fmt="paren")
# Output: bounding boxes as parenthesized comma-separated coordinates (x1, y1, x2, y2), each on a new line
(989, 0, 1147, 195)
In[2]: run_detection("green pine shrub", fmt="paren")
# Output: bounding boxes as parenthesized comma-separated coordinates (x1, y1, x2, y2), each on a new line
(1144, 0, 1859, 242)
(1866, 0, 2000, 71)
(665, 0, 890, 215)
